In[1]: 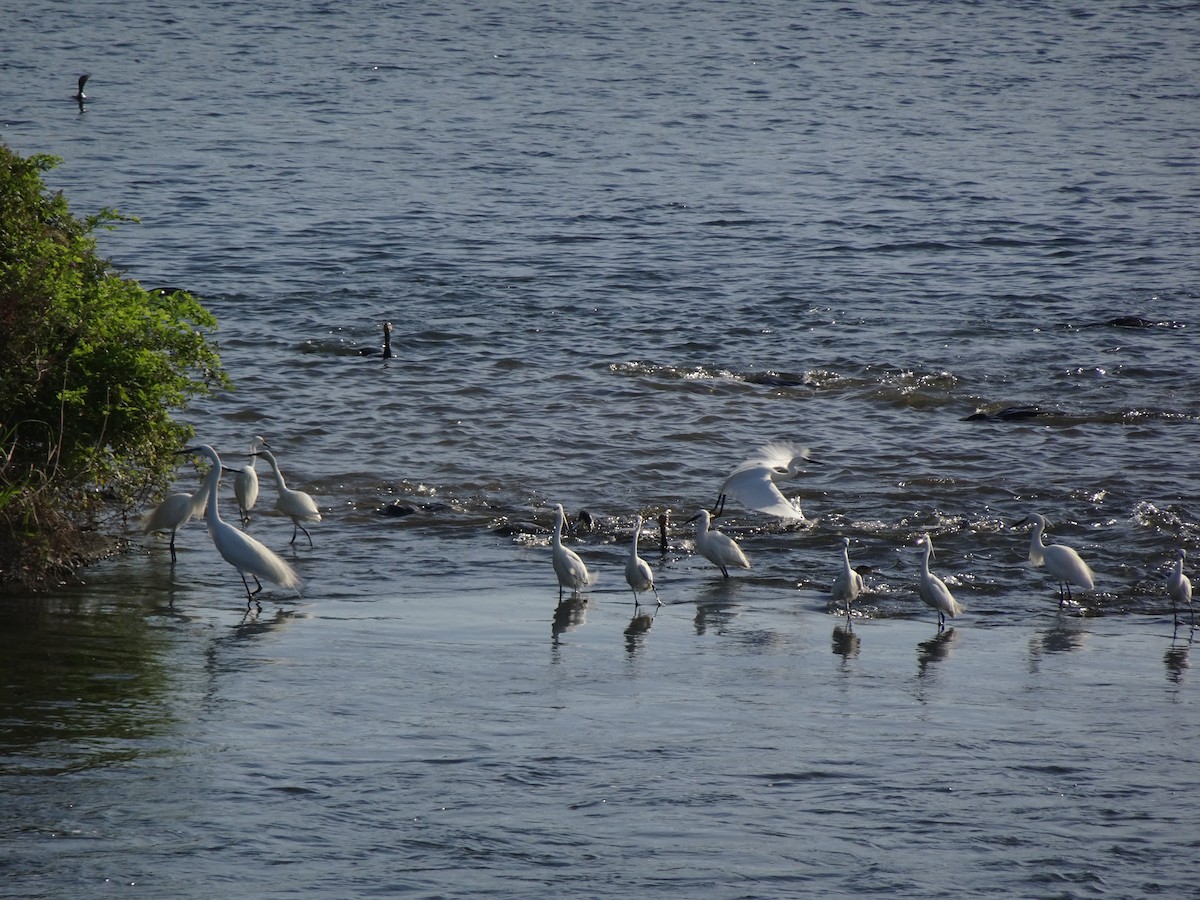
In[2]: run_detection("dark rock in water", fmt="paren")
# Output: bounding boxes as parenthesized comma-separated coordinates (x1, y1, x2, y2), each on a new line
(963, 405, 1053, 422)
(745, 370, 807, 387)
(1086, 316, 1184, 329)
(379, 500, 420, 517)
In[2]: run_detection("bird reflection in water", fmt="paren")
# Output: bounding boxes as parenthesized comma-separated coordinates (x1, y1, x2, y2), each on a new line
(551, 595, 588, 639)
(917, 627, 957, 677)
(1163, 637, 1190, 686)
(832, 624, 860, 660)
(624, 604, 659, 655)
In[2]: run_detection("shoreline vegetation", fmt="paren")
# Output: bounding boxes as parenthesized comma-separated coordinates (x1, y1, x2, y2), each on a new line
(0, 143, 228, 589)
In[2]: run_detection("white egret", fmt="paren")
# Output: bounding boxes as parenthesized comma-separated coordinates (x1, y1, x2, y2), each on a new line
(713, 440, 809, 520)
(688, 509, 750, 578)
(1167, 549, 1193, 626)
(186, 445, 300, 604)
(551, 503, 595, 600)
(142, 487, 207, 563)
(233, 436, 266, 525)
(1020, 513, 1094, 606)
(624, 515, 660, 606)
(917, 533, 963, 629)
(253, 447, 322, 546)
(831, 536, 865, 617)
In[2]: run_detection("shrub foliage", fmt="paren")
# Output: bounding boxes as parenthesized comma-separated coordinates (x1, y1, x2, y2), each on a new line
(0, 143, 228, 587)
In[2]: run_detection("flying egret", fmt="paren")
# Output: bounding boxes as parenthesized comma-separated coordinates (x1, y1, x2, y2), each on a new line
(688, 509, 750, 578)
(143, 486, 207, 563)
(1167, 549, 1193, 627)
(233, 436, 267, 525)
(253, 447, 322, 546)
(917, 533, 963, 630)
(712, 440, 809, 520)
(1019, 513, 1094, 606)
(624, 515, 660, 606)
(831, 536, 865, 617)
(185, 445, 300, 604)
(551, 503, 595, 600)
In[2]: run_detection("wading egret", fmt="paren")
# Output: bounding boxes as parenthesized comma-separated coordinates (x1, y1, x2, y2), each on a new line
(624, 515, 660, 605)
(831, 536, 865, 617)
(551, 503, 595, 600)
(233, 436, 267, 525)
(143, 487, 207, 563)
(688, 509, 750, 578)
(713, 440, 809, 520)
(1020, 513, 1094, 606)
(1167, 549, 1193, 626)
(253, 447, 322, 546)
(917, 533, 963, 630)
(186, 445, 300, 604)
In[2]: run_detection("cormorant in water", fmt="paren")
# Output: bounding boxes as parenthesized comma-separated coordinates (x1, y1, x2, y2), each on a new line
(359, 321, 393, 359)
(74, 74, 89, 109)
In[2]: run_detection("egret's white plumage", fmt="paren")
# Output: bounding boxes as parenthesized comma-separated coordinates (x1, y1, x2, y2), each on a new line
(1023, 513, 1094, 606)
(254, 447, 322, 546)
(714, 440, 809, 520)
(831, 536, 865, 616)
(143, 487, 207, 562)
(1167, 548, 1193, 626)
(187, 445, 300, 603)
(233, 436, 266, 525)
(624, 515, 659, 605)
(690, 509, 750, 578)
(917, 533, 963, 629)
(551, 503, 595, 599)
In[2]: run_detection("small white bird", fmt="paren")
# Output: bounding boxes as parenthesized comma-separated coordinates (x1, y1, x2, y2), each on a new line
(253, 447, 322, 547)
(551, 503, 595, 600)
(917, 533, 963, 629)
(624, 514, 660, 605)
(713, 440, 809, 520)
(143, 487, 207, 563)
(233, 436, 266, 525)
(186, 445, 300, 604)
(689, 509, 750, 578)
(1021, 513, 1094, 606)
(831, 536, 865, 617)
(1167, 548, 1193, 627)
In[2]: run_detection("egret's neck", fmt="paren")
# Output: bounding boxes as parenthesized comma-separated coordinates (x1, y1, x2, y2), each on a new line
(202, 466, 222, 524)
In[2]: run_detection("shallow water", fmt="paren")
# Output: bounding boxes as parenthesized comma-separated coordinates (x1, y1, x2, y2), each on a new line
(3, 1, 1199, 896)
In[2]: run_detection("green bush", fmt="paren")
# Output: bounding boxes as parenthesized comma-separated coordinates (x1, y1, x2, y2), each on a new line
(0, 143, 228, 587)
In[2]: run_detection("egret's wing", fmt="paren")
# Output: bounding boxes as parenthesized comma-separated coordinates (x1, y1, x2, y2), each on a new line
(723, 466, 804, 519)
(729, 441, 809, 476)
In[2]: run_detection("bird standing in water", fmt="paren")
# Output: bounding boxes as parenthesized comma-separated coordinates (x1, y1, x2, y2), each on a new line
(233, 436, 267, 525)
(551, 503, 594, 600)
(186, 444, 300, 605)
(1167, 548, 1193, 627)
(917, 533, 963, 630)
(830, 536, 865, 618)
(253, 447, 322, 546)
(143, 484, 207, 563)
(624, 515, 659, 605)
(688, 509, 750, 578)
(1019, 513, 1094, 606)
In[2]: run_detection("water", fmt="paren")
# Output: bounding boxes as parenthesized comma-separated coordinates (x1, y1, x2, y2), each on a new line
(3, 1, 1199, 896)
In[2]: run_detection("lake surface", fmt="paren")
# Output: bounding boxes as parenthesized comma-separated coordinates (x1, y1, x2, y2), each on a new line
(2, 1, 1199, 896)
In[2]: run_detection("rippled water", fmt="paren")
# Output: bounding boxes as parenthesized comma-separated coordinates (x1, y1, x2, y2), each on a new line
(3, 1, 1199, 896)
